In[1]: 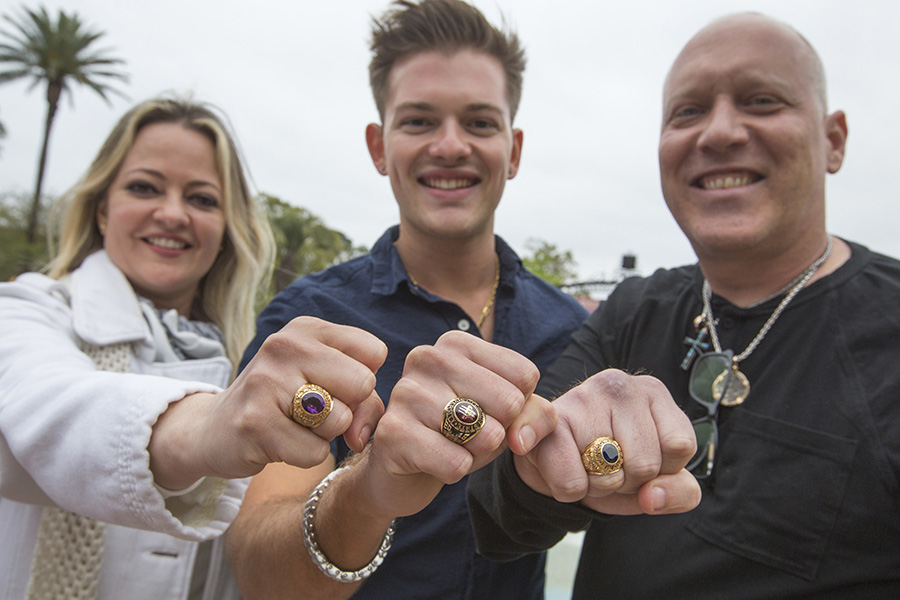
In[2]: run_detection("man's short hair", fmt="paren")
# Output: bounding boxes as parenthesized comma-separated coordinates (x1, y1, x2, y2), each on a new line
(369, 0, 526, 123)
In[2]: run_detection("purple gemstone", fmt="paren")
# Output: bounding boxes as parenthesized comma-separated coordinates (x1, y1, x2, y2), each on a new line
(601, 442, 619, 464)
(301, 392, 326, 415)
(454, 402, 479, 424)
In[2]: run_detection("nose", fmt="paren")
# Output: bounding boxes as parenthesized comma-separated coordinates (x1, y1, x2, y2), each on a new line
(428, 120, 471, 163)
(154, 192, 190, 228)
(696, 98, 749, 153)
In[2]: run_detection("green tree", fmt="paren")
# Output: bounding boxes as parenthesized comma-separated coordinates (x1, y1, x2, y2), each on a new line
(263, 194, 365, 295)
(522, 238, 578, 287)
(0, 5, 127, 243)
(0, 189, 48, 280)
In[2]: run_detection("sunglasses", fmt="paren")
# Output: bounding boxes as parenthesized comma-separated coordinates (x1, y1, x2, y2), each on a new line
(686, 350, 734, 479)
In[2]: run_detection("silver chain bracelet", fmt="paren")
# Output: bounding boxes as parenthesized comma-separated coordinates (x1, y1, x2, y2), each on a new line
(302, 466, 396, 583)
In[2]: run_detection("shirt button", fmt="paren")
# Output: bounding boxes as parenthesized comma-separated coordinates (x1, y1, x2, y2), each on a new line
(457, 319, 471, 331)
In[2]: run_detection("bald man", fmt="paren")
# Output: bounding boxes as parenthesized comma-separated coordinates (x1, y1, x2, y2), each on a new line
(468, 12, 900, 598)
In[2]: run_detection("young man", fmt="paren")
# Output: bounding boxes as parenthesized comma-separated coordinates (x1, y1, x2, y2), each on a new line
(227, 1, 588, 598)
(469, 12, 900, 598)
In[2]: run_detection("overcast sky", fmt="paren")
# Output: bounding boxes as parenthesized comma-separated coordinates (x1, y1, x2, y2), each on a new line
(2, 0, 898, 282)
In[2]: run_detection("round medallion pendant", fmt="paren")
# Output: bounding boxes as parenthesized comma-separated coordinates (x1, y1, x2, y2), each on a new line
(713, 367, 751, 407)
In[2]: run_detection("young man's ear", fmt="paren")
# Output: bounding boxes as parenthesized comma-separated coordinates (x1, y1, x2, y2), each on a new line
(507, 128, 524, 179)
(366, 123, 388, 175)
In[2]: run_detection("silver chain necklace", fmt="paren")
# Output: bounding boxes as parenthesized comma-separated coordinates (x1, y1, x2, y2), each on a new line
(700, 236, 833, 407)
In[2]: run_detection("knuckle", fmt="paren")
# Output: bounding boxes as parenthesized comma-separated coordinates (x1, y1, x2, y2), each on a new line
(590, 368, 633, 399)
(257, 329, 294, 358)
(301, 441, 331, 467)
(344, 366, 378, 402)
(663, 429, 698, 458)
(390, 376, 425, 404)
(240, 368, 287, 405)
(625, 456, 662, 482)
(443, 450, 473, 484)
(436, 329, 470, 349)
(229, 400, 272, 438)
(479, 424, 506, 453)
(522, 361, 540, 391)
(403, 344, 452, 374)
(638, 374, 675, 401)
(489, 385, 526, 423)
(374, 406, 410, 440)
(552, 476, 589, 503)
(586, 474, 622, 496)
(290, 314, 325, 331)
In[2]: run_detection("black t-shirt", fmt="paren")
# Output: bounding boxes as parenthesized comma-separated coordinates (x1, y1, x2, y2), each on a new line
(469, 240, 900, 599)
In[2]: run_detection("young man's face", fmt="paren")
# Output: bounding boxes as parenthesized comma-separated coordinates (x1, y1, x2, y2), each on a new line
(366, 49, 523, 243)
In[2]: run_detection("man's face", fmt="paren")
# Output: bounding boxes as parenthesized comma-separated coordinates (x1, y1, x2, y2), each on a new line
(366, 49, 522, 242)
(658, 15, 846, 261)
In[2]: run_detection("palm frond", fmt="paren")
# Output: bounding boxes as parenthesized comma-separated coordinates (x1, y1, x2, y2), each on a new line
(0, 4, 127, 100)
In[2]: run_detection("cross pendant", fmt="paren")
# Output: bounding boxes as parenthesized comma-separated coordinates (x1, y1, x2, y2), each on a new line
(680, 327, 710, 371)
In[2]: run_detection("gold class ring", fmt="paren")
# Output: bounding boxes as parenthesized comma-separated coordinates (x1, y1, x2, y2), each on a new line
(440, 398, 485, 445)
(581, 436, 624, 475)
(291, 384, 333, 428)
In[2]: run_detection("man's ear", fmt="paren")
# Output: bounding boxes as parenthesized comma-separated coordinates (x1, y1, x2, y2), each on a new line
(824, 110, 848, 175)
(366, 123, 387, 175)
(507, 128, 524, 179)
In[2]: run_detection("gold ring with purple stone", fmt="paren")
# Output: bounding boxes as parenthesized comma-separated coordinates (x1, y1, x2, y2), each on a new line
(291, 384, 333, 428)
(441, 398, 485, 445)
(581, 436, 624, 475)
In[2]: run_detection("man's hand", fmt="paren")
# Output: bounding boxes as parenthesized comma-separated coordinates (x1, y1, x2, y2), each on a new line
(361, 330, 558, 518)
(511, 369, 701, 515)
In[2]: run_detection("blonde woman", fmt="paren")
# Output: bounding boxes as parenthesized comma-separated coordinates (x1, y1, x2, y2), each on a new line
(0, 97, 387, 600)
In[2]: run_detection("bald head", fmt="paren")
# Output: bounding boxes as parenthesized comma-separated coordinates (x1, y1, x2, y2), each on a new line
(664, 12, 828, 113)
(657, 10, 848, 272)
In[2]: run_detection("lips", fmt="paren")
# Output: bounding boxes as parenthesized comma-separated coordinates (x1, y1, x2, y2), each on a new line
(145, 236, 189, 250)
(694, 171, 763, 190)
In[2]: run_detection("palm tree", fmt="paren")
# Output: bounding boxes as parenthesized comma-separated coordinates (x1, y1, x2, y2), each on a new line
(0, 5, 127, 242)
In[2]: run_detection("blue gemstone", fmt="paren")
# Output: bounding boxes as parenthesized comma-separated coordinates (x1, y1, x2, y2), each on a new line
(601, 443, 619, 464)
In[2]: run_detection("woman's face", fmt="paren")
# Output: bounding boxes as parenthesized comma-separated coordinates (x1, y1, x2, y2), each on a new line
(97, 122, 226, 316)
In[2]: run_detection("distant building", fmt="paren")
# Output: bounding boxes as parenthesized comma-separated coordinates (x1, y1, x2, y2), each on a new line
(562, 254, 639, 312)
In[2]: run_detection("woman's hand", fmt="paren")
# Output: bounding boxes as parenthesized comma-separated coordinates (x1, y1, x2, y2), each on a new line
(149, 316, 387, 490)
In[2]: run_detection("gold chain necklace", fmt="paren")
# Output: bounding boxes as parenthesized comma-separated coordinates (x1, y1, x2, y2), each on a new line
(408, 254, 500, 330)
(700, 236, 833, 407)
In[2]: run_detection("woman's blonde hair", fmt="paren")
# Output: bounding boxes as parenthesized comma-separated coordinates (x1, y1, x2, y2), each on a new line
(46, 95, 275, 370)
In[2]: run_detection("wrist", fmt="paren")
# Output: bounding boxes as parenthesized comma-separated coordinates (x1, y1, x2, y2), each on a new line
(303, 465, 396, 582)
(149, 392, 215, 490)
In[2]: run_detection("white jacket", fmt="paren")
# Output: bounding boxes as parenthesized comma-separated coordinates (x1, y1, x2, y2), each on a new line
(0, 251, 246, 600)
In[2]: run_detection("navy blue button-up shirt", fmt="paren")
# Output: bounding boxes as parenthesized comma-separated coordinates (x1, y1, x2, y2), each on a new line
(241, 226, 587, 600)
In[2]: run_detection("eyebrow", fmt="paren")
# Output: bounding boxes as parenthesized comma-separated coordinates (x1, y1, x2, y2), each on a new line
(123, 167, 221, 192)
(394, 101, 505, 115)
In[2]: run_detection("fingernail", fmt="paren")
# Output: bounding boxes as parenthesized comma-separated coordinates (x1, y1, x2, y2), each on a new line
(358, 426, 372, 448)
(651, 486, 668, 512)
(518, 426, 536, 453)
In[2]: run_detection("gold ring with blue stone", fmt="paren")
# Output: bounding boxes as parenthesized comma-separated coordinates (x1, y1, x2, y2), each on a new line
(441, 398, 485, 445)
(292, 384, 333, 428)
(581, 436, 624, 475)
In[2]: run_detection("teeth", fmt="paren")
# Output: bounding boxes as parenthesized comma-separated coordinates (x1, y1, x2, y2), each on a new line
(701, 174, 756, 190)
(147, 237, 187, 250)
(424, 178, 475, 190)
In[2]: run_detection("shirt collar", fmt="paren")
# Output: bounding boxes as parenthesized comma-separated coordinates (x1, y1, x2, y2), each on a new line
(369, 225, 522, 298)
